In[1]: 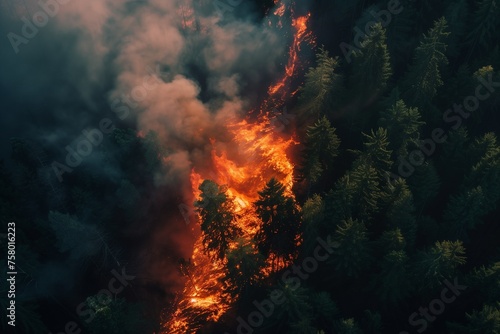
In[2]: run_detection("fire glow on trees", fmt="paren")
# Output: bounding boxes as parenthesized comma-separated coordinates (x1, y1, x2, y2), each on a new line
(162, 1, 314, 333)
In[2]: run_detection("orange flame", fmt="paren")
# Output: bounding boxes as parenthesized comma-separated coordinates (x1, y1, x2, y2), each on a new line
(163, 1, 313, 332)
(267, 13, 314, 101)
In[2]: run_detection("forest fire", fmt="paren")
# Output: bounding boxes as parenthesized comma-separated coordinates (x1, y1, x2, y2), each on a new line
(162, 1, 313, 333)
(267, 13, 314, 100)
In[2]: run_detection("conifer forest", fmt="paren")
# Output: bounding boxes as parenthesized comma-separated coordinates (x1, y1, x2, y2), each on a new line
(1, 0, 500, 333)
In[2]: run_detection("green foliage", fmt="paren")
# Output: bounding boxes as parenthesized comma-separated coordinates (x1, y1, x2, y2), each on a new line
(374, 250, 412, 305)
(329, 218, 372, 278)
(466, 133, 500, 212)
(195, 180, 241, 260)
(298, 48, 343, 119)
(465, 0, 500, 53)
(384, 178, 417, 248)
(265, 285, 314, 332)
(376, 228, 406, 254)
(224, 237, 264, 295)
(254, 178, 301, 267)
(311, 291, 339, 330)
(407, 162, 441, 211)
(300, 116, 341, 184)
(443, 186, 486, 240)
(385, 0, 418, 71)
(302, 194, 325, 254)
(379, 99, 424, 157)
(467, 262, 500, 304)
(7, 3, 500, 334)
(443, 132, 500, 239)
(465, 303, 500, 333)
(402, 17, 450, 109)
(353, 128, 393, 180)
(350, 23, 392, 99)
(327, 163, 382, 223)
(413, 240, 467, 290)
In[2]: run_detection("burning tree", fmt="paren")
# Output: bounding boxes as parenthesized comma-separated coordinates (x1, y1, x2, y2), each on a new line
(224, 237, 264, 297)
(254, 178, 301, 272)
(195, 180, 242, 261)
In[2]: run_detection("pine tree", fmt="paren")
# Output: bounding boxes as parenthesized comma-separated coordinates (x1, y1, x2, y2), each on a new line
(413, 240, 467, 290)
(466, 133, 500, 212)
(444, 133, 500, 239)
(465, 0, 500, 54)
(379, 100, 424, 157)
(254, 178, 301, 269)
(265, 285, 314, 333)
(224, 237, 264, 296)
(298, 48, 343, 120)
(384, 178, 417, 248)
(302, 194, 325, 254)
(194, 180, 241, 260)
(467, 262, 500, 305)
(329, 218, 372, 278)
(353, 128, 393, 181)
(407, 162, 441, 212)
(443, 186, 486, 240)
(311, 291, 339, 330)
(300, 116, 341, 184)
(465, 303, 500, 333)
(375, 228, 406, 255)
(402, 17, 449, 110)
(327, 163, 382, 223)
(374, 250, 412, 305)
(385, 0, 418, 72)
(350, 22, 392, 100)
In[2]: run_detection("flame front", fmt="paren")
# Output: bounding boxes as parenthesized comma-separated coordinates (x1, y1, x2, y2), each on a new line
(162, 1, 313, 332)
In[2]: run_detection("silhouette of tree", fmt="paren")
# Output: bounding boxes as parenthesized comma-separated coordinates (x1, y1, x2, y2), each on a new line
(195, 180, 241, 260)
(254, 178, 301, 270)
